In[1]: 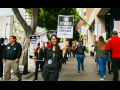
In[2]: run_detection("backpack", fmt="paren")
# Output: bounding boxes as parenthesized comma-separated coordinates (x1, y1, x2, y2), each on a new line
(77, 46, 83, 54)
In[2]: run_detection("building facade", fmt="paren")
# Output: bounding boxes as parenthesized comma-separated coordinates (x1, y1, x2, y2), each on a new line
(86, 8, 112, 51)
(0, 15, 24, 43)
(86, 8, 120, 49)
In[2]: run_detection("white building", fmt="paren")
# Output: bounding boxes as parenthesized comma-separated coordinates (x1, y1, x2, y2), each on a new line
(0, 15, 24, 43)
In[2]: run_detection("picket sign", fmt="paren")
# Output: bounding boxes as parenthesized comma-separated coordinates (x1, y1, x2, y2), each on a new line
(57, 15, 74, 58)
(19, 51, 24, 74)
(62, 38, 66, 58)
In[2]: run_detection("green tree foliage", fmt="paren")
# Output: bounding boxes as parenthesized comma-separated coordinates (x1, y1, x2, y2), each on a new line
(24, 8, 85, 44)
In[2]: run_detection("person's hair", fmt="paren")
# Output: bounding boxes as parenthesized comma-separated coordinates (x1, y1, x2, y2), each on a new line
(95, 41, 97, 44)
(0, 38, 4, 44)
(38, 42, 40, 46)
(92, 45, 94, 47)
(97, 36, 106, 50)
(10, 36, 16, 42)
(78, 41, 82, 45)
(50, 35, 61, 54)
(112, 31, 118, 36)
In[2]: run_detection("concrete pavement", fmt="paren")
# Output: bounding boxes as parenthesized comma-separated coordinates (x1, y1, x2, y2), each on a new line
(1, 52, 120, 81)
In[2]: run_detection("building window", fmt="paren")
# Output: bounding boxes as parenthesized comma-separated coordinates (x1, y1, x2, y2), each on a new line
(17, 30, 20, 33)
(21, 31, 23, 34)
(19, 24, 22, 27)
(14, 22, 18, 26)
(13, 29, 16, 32)
(84, 12, 86, 16)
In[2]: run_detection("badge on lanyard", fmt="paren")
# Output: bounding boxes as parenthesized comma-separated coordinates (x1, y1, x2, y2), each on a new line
(7, 47, 10, 49)
(48, 60, 52, 64)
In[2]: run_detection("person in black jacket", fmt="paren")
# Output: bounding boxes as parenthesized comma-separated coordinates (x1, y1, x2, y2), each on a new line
(74, 41, 86, 74)
(2, 36, 22, 81)
(42, 35, 67, 81)
(0, 38, 6, 80)
(33, 42, 45, 81)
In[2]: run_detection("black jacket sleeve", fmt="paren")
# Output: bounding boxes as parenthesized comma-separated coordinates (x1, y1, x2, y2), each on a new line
(42, 48, 47, 60)
(83, 46, 86, 51)
(74, 48, 77, 54)
(3, 45, 7, 59)
(16, 43, 22, 59)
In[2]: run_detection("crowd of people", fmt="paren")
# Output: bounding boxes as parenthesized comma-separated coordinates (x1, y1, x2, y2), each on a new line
(91, 31, 120, 81)
(0, 31, 120, 81)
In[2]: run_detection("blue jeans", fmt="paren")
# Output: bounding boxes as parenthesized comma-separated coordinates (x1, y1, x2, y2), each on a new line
(76, 55, 84, 72)
(68, 52, 71, 57)
(97, 56, 108, 78)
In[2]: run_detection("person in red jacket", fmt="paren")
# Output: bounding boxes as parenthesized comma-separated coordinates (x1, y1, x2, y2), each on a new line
(106, 31, 120, 81)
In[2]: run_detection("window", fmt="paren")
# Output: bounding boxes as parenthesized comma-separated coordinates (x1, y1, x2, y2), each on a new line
(21, 31, 23, 34)
(19, 24, 22, 27)
(17, 30, 20, 33)
(15, 22, 18, 26)
(84, 12, 86, 16)
(13, 29, 16, 32)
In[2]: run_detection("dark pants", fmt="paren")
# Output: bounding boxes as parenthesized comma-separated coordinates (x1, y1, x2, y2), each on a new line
(68, 52, 71, 57)
(43, 68, 59, 81)
(111, 58, 120, 81)
(73, 51, 75, 57)
(0, 58, 3, 78)
(108, 61, 113, 72)
(59, 62, 62, 71)
(34, 61, 44, 79)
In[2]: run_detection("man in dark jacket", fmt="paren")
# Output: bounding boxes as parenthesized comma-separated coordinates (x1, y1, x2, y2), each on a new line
(0, 38, 6, 80)
(2, 36, 22, 81)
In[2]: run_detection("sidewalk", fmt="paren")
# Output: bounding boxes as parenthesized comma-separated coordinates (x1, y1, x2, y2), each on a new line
(1, 52, 120, 81)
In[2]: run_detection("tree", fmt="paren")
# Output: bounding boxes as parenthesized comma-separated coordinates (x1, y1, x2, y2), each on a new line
(26, 8, 85, 45)
(12, 8, 39, 74)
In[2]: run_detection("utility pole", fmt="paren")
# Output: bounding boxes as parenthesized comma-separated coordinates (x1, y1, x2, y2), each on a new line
(5, 23, 8, 38)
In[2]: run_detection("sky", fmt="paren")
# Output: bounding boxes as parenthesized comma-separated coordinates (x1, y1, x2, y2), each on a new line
(0, 8, 25, 16)
(0, 8, 30, 22)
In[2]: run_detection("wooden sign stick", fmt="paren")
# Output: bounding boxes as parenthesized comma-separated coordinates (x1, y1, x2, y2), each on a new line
(62, 38, 66, 58)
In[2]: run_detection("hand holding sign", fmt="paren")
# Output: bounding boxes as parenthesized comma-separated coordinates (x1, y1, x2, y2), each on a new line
(62, 47, 67, 53)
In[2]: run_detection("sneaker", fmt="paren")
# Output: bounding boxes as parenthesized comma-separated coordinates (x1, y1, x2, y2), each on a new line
(82, 68, 85, 71)
(33, 78, 37, 81)
(99, 77, 104, 80)
(104, 75, 106, 77)
(97, 71, 99, 74)
(18, 78, 21, 81)
(78, 71, 80, 74)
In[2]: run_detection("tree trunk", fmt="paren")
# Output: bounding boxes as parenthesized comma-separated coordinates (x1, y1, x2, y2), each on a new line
(12, 8, 39, 75)
(19, 34, 30, 74)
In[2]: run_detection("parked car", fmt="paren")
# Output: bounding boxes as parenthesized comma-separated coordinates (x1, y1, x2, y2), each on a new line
(28, 48, 34, 58)
(28, 48, 37, 59)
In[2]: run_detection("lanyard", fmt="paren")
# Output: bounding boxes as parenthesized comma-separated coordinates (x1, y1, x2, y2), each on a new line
(52, 52, 55, 59)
